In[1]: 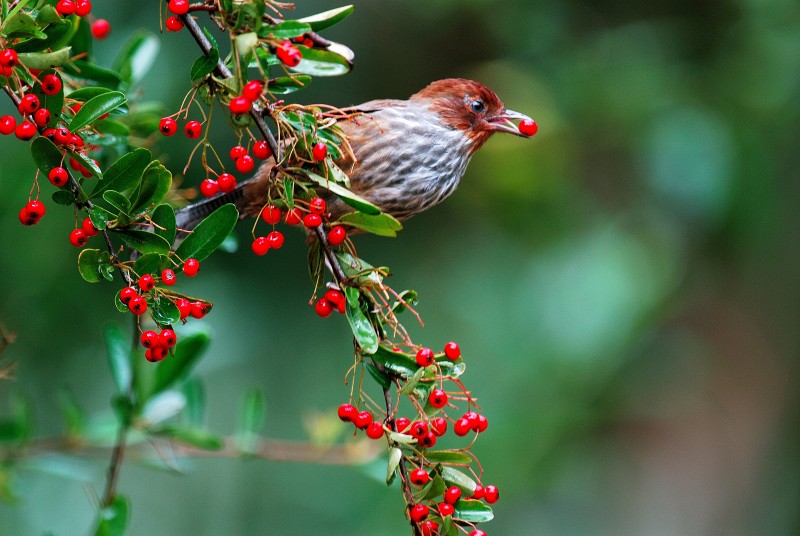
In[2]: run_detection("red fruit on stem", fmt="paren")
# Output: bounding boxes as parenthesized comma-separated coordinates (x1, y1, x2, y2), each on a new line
(33, 108, 51, 127)
(229, 145, 247, 160)
(420, 521, 440, 536)
(428, 389, 448, 408)
(315, 298, 333, 317)
(167, 0, 189, 15)
(251, 236, 270, 256)
(518, 118, 538, 137)
(453, 417, 472, 436)
(471, 484, 485, 500)
(18, 207, 37, 226)
(183, 258, 200, 277)
(430, 417, 447, 436)
(55, 0, 76, 16)
(323, 289, 344, 307)
(119, 287, 137, 305)
(420, 431, 437, 448)
(128, 295, 147, 315)
(161, 269, 177, 286)
(415, 348, 434, 367)
(199, 179, 219, 197)
(140, 330, 159, 348)
(409, 504, 429, 523)
(0, 49, 18, 68)
(184, 120, 202, 139)
(410, 468, 430, 486)
(267, 230, 284, 249)
(337, 403, 358, 422)
(18, 94, 40, 114)
(159, 329, 177, 348)
(469, 531, 487, 536)
(159, 117, 177, 136)
(217, 172, 237, 193)
(309, 197, 326, 215)
(48, 167, 69, 187)
(395, 417, 411, 433)
(252, 140, 271, 159)
(327, 225, 346, 246)
(242, 80, 264, 102)
(165, 15, 184, 32)
(311, 142, 327, 162)
(475, 413, 489, 433)
(91, 19, 111, 39)
(40, 74, 62, 95)
(483, 484, 499, 504)
(0, 115, 16, 135)
(443, 341, 461, 360)
(437, 503, 455, 517)
(354, 411, 373, 429)
(410, 420, 428, 439)
(261, 205, 282, 224)
(145, 346, 168, 362)
(175, 298, 191, 320)
(15, 121, 36, 140)
(235, 155, 255, 173)
(284, 207, 302, 225)
(275, 40, 301, 67)
(75, 0, 91, 17)
(444, 486, 462, 504)
(138, 273, 156, 291)
(365, 421, 384, 439)
(54, 128, 72, 145)
(69, 228, 88, 247)
(229, 96, 251, 115)
(303, 213, 322, 228)
(190, 301, 207, 319)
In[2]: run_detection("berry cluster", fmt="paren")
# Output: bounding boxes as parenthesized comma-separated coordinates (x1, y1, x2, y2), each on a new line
(314, 288, 346, 317)
(228, 80, 264, 116)
(140, 328, 177, 362)
(196, 140, 271, 198)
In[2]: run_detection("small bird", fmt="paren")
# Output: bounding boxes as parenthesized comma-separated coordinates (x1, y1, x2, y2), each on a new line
(176, 78, 534, 230)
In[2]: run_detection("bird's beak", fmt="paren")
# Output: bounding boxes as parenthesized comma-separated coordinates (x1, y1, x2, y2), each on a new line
(487, 108, 535, 137)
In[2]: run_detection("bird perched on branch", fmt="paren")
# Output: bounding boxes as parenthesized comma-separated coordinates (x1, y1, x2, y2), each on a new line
(176, 78, 535, 230)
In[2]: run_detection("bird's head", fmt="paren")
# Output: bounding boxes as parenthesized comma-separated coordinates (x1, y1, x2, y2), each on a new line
(410, 78, 535, 151)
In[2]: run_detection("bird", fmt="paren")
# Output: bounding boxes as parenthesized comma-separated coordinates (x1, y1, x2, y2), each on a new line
(175, 78, 535, 231)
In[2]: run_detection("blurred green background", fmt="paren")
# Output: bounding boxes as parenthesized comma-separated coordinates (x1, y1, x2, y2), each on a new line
(2, 0, 799, 534)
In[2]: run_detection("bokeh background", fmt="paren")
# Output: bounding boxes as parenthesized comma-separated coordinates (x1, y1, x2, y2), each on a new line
(2, 0, 799, 534)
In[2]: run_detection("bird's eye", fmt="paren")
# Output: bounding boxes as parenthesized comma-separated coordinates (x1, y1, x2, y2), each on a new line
(470, 99, 485, 113)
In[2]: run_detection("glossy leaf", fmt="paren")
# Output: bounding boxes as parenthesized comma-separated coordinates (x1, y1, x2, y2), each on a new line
(191, 49, 218, 83)
(94, 495, 129, 536)
(52, 190, 75, 205)
(70, 91, 127, 132)
(424, 450, 473, 465)
(78, 248, 103, 283)
(104, 324, 132, 394)
(151, 204, 177, 246)
(344, 287, 379, 354)
(441, 466, 477, 495)
(259, 20, 310, 39)
(90, 148, 152, 198)
(334, 251, 384, 287)
(236, 388, 265, 454)
(421, 474, 448, 502)
(115, 229, 171, 255)
(132, 160, 172, 212)
(132, 253, 164, 277)
(454, 499, 494, 523)
(17, 46, 71, 69)
(151, 295, 181, 326)
(268, 74, 311, 95)
(2, 10, 36, 36)
(103, 190, 131, 216)
(301, 169, 381, 215)
(63, 60, 122, 88)
(30, 136, 65, 175)
(337, 212, 403, 237)
(69, 150, 102, 178)
(291, 45, 352, 77)
(298, 5, 354, 31)
(68, 86, 113, 102)
(89, 205, 114, 230)
(387, 447, 402, 485)
(371, 345, 417, 378)
(151, 331, 210, 397)
(366, 362, 391, 389)
(174, 203, 238, 262)
(113, 30, 160, 85)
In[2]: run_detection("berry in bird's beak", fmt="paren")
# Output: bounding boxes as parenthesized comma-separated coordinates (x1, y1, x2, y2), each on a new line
(487, 108, 537, 137)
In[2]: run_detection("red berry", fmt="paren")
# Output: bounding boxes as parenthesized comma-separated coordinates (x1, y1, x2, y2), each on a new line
(138, 273, 156, 291)
(420, 521, 440, 536)
(167, 0, 189, 15)
(275, 41, 302, 67)
(284, 207, 302, 225)
(18, 94, 40, 114)
(145, 346, 168, 362)
(18, 207, 37, 226)
(471, 485, 485, 500)
(315, 298, 333, 317)
(475, 414, 488, 433)
(415, 348, 434, 367)
(69, 134, 84, 147)
(409, 420, 428, 439)
(483, 484, 499, 504)
(444, 486, 462, 504)
(140, 330, 159, 348)
(365, 421, 384, 439)
(75, 0, 91, 16)
(40, 74, 62, 95)
(409, 504, 429, 523)
(25, 200, 46, 220)
(0, 115, 16, 135)
(242, 80, 264, 102)
(0, 49, 18, 68)
(69, 228, 88, 247)
(437, 503, 454, 517)
(420, 431, 437, 448)
(55, 128, 72, 145)
(453, 417, 472, 437)
(48, 167, 69, 187)
(91, 19, 111, 39)
(311, 142, 327, 162)
(252, 140, 272, 159)
(469, 531, 487, 536)
(430, 417, 447, 436)
(337, 403, 358, 422)
(464, 411, 480, 430)
(267, 230, 284, 249)
(229, 96, 251, 115)
(428, 389, 448, 408)
(55, 0, 76, 16)
(18, 122, 39, 143)
(261, 205, 281, 224)
(217, 172, 237, 193)
(175, 298, 191, 320)
(398, 417, 415, 433)
(309, 197, 326, 215)
(161, 268, 177, 286)
(165, 15, 184, 32)
(119, 287, 137, 305)
(354, 411, 373, 429)
(183, 258, 200, 277)
(518, 118, 538, 137)
(128, 295, 147, 315)
(410, 468, 430, 486)
(184, 120, 202, 139)
(235, 154, 255, 174)
(229, 145, 247, 160)
(159, 117, 177, 136)
(251, 236, 270, 256)
(327, 225, 346, 246)
(33, 108, 51, 127)
(303, 213, 322, 228)
(199, 179, 219, 197)
(323, 289, 344, 310)
(443, 341, 461, 360)
(189, 301, 207, 319)
(159, 329, 177, 348)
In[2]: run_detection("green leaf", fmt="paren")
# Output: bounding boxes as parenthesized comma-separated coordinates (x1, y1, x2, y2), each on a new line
(67, 86, 113, 102)
(70, 91, 127, 132)
(113, 30, 160, 85)
(17, 46, 71, 69)
(441, 466, 477, 495)
(190, 49, 219, 83)
(151, 204, 176, 246)
(2, 10, 36, 36)
(115, 229, 171, 255)
(387, 447, 402, 485)
(453, 499, 494, 523)
(151, 295, 180, 326)
(421, 474, 448, 502)
(90, 148, 152, 198)
(298, 5, 354, 31)
(52, 190, 75, 205)
(103, 190, 131, 216)
(152, 426, 223, 451)
(371, 345, 417, 379)
(399, 366, 426, 395)
(94, 495, 129, 536)
(300, 169, 381, 215)
(89, 206, 114, 230)
(268, 74, 311, 95)
(95, 118, 131, 136)
(150, 331, 210, 397)
(30, 136, 65, 175)
(344, 287, 379, 354)
(337, 212, 402, 237)
(104, 324, 133, 394)
(174, 203, 239, 262)
(235, 389, 264, 454)
(258, 20, 310, 39)
(335, 251, 385, 287)
(291, 45, 352, 77)
(424, 450, 473, 465)
(366, 362, 391, 389)
(132, 253, 164, 277)
(69, 150, 102, 178)
(63, 60, 122, 88)
(78, 248, 103, 283)
(131, 160, 171, 212)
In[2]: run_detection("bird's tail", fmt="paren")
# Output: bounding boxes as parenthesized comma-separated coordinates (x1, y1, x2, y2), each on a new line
(175, 177, 257, 232)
